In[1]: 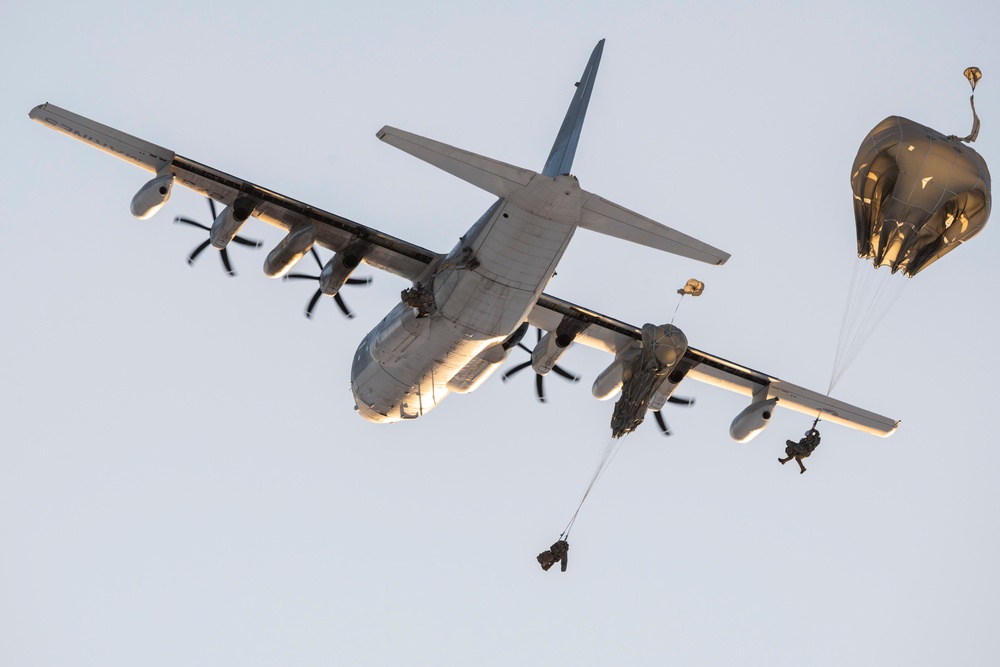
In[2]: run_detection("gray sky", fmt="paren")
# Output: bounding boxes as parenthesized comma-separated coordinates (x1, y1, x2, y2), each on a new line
(2, 1, 998, 665)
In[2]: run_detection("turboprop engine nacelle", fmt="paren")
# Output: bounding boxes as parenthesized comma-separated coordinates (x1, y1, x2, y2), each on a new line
(320, 247, 366, 295)
(531, 331, 574, 375)
(130, 173, 174, 219)
(729, 398, 779, 443)
(648, 369, 688, 411)
(264, 224, 316, 278)
(209, 198, 256, 249)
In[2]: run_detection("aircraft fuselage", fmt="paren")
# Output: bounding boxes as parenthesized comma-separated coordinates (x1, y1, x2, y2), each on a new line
(351, 175, 584, 422)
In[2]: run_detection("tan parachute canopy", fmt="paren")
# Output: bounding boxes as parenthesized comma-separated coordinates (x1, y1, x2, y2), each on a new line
(851, 116, 991, 277)
(677, 278, 705, 296)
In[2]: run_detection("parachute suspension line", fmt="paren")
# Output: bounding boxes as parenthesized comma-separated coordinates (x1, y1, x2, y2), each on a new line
(670, 294, 685, 325)
(829, 260, 863, 392)
(561, 433, 628, 539)
(827, 259, 908, 394)
(672, 280, 705, 325)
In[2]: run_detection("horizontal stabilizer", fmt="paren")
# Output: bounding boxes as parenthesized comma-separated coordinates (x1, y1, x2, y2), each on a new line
(579, 195, 730, 265)
(29, 103, 174, 173)
(379, 125, 729, 265)
(377, 126, 534, 198)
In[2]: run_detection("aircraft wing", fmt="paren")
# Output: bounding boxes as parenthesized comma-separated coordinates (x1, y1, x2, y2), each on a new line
(29, 103, 440, 280)
(527, 293, 900, 438)
(31, 104, 898, 438)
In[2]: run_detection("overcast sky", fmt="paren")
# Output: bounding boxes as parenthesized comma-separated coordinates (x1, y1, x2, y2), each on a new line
(2, 1, 998, 665)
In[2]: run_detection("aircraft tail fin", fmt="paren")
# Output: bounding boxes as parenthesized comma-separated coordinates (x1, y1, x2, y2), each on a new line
(541, 39, 605, 178)
(377, 38, 604, 190)
(376, 40, 729, 267)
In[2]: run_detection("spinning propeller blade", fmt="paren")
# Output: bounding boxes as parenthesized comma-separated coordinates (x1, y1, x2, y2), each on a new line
(173, 197, 261, 276)
(501, 328, 579, 403)
(653, 410, 671, 436)
(651, 396, 695, 436)
(284, 248, 372, 319)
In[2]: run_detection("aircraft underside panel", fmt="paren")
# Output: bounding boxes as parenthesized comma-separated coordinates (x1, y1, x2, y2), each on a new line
(352, 301, 504, 423)
(468, 202, 577, 291)
(433, 269, 534, 337)
(352, 198, 580, 423)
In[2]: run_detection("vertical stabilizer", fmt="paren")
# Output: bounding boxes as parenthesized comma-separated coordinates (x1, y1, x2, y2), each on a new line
(541, 40, 605, 177)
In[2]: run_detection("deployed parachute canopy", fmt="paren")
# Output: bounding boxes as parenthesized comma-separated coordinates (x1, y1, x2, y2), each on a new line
(851, 117, 991, 277)
(966, 67, 982, 91)
(831, 69, 992, 393)
(677, 278, 705, 296)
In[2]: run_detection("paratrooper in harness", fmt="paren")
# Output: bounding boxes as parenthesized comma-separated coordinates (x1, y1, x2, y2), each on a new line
(536, 539, 569, 572)
(779, 428, 821, 474)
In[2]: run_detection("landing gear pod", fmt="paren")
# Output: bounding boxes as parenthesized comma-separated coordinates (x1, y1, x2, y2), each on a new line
(448, 343, 508, 394)
(729, 398, 779, 443)
(130, 173, 174, 219)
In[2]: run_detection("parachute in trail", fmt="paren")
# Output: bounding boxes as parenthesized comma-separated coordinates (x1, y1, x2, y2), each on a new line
(851, 116, 991, 277)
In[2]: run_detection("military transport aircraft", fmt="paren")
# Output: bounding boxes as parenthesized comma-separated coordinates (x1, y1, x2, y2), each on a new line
(29, 40, 899, 441)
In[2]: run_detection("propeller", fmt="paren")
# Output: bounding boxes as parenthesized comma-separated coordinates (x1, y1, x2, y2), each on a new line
(651, 395, 695, 436)
(284, 248, 372, 319)
(173, 198, 262, 276)
(501, 327, 579, 403)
